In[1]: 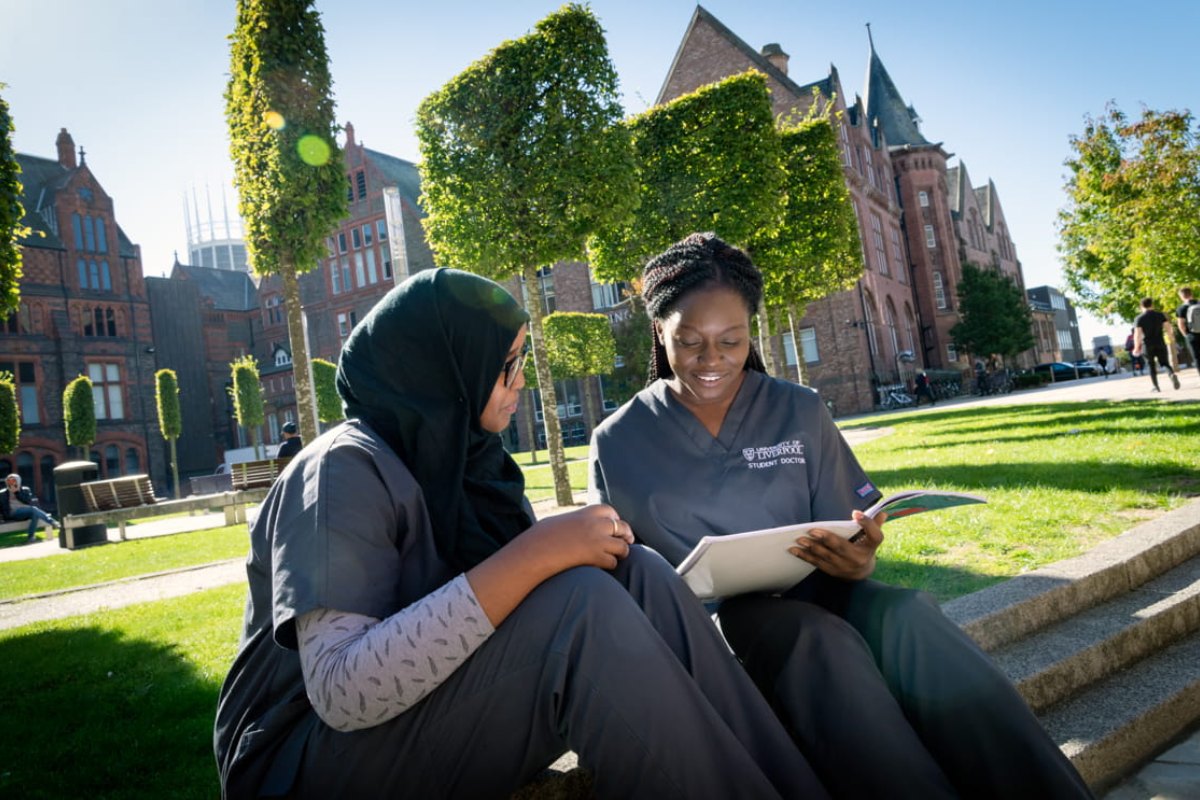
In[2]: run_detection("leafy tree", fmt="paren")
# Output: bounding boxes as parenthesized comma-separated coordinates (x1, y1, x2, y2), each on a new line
(416, 4, 637, 506)
(230, 356, 266, 459)
(226, 0, 347, 445)
(542, 312, 616, 431)
(1059, 105, 1200, 320)
(589, 71, 783, 284)
(606, 296, 652, 405)
(155, 369, 182, 496)
(0, 85, 25, 316)
(311, 357, 343, 424)
(63, 375, 96, 460)
(950, 262, 1035, 366)
(750, 113, 863, 385)
(0, 371, 18, 455)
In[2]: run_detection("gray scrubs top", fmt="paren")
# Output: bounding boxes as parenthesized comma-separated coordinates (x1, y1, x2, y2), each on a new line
(214, 419, 455, 796)
(589, 371, 881, 567)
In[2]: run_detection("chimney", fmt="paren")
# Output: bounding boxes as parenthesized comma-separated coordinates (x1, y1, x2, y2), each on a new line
(56, 128, 77, 169)
(761, 43, 789, 76)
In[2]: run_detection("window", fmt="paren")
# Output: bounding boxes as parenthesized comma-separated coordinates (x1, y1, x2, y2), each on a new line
(947, 344, 958, 362)
(538, 267, 556, 314)
(83, 306, 117, 337)
(4, 303, 33, 335)
(274, 349, 291, 367)
(863, 291, 878, 356)
(850, 200, 868, 268)
(268, 414, 280, 444)
(125, 447, 139, 476)
(105, 444, 120, 477)
(351, 227, 361, 249)
(72, 213, 83, 249)
(100, 261, 111, 290)
(355, 252, 366, 287)
(871, 214, 888, 275)
(891, 229, 906, 284)
(337, 311, 353, 342)
(263, 295, 283, 326)
(884, 298, 899, 356)
(88, 362, 124, 420)
(865, 149, 876, 189)
(591, 279, 620, 309)
(924, 225, 936, 248)
(839, 123, 851, 167)
(77, 259, 87, 288)
(362, 224, 373, 247)
(933, 272, 947, 309)
(0, 362, 40, 424)
(346, 176, 354, 203)
(83, 215, 96, 252)
(17, 452, 33, 490)
(376, 219, 387, 244)
(1057, 329, 1073, 351)
(337, 232, 347, 254)
(330, 260, 341, 294)
(326, 237, 336, 257)
(355, 170, 366, 199)
(365, 248, 378, 284)
(340, 259, 352, 292)
(95, 219, 107, 254)
(783, 328, 819, 366)
(918, 191, 929, 207)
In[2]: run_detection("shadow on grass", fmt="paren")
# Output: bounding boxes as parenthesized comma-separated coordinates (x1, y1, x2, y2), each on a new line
(873, 557, 1006, 603)
(0, 627, 220, 800)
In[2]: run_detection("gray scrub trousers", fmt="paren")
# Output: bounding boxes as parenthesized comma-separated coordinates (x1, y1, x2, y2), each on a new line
(590, 372, 1093, 799)
(214, 420, 827, 800)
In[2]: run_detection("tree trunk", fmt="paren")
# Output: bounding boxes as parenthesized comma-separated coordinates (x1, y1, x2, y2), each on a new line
(525, 389, 539, 465)
(169, 437, 180, 499)
(281, 263, 319, 444)
(788, 304, 808, 386)
(524, 264, 574, 507)
(582, 375, 598, 439)
(756, 303, 777, 378)
(253, 427, 263, 461)
(761, 307, 784, 377)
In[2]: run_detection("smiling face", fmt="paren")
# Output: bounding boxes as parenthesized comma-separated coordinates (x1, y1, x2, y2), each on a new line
(655, 284, 752, 415)
(479, 325, 528, 434)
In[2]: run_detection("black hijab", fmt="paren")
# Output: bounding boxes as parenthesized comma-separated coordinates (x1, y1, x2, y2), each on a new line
(335, 268, 532, 571)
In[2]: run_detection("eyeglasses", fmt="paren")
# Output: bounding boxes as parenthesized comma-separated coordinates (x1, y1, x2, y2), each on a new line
(503, 343, 530, 389)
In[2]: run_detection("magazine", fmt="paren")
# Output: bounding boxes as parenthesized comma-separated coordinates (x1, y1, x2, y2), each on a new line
(675, 490, 986, 600)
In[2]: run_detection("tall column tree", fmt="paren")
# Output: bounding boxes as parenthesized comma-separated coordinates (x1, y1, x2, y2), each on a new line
(542, 311, 617, 433)
(0, 85, 26, 316)
(230, 356, 266, 460)
(63, 376, 96, 462)
(311, 357, 344, 425)
(0, 371, 18, 456)
(155, 369, 182, 496)
(226, 0, 347, 445)
(416, 4, 637, 506)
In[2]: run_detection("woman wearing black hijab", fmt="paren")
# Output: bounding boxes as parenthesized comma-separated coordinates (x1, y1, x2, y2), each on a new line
(214, 269, 826, 800)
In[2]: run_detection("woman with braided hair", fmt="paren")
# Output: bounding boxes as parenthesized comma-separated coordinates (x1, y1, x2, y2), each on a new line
(589, 232, 1092, 799)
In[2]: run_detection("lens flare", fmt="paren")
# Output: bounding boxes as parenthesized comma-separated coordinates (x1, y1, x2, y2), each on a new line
(297, 135, 331, 166)
(263, 110, 285, 130)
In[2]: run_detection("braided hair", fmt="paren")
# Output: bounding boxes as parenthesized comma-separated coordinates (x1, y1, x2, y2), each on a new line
(641, 232, 767, 382)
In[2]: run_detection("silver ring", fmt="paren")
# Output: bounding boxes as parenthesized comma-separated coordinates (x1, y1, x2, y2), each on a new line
(610, 517, 620, 537)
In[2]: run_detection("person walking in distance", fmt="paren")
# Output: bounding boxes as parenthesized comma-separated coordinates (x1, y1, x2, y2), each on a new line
(276, 420, 303, 458)
(1096, 351, 1109, 379)
(1175, 287, 1200, 378)
(1132, 297, 1180, 392)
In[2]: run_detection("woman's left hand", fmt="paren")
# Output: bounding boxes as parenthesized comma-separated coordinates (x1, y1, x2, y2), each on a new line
(788, 509, 885, 581)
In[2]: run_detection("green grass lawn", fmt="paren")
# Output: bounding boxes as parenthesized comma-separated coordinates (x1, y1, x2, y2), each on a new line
(0, 524, 249, 601)
(0, 584, 243, 800)
(1, 400, 1196, 798)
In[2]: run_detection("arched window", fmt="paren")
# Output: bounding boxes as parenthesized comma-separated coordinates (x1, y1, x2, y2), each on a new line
(125, 448, 140, 476)
(17, 452, 35, 490)
(89, 449, 102, 474)
(904, 304, 918, 353)
(40, 456, 56, 505)
(863, 291, 879, 356)
(884, 298, 900, 357)
(105, 444, 121, 477)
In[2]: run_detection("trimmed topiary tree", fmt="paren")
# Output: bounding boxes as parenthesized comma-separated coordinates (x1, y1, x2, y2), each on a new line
(542, 312, 617, 432)
(63, 375, 96, 460)
(0, 85, 26, 317)
(155, 369, 182, 496)
(311, 357, 343, 424)
(0, 371, 18, 456)
(230, 356, 266, 459)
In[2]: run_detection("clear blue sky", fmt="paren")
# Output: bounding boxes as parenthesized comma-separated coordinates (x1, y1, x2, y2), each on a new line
(2, 0, 1197, 344)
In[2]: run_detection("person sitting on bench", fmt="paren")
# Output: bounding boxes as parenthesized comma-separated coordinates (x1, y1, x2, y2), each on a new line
(1, 473, 59, 543)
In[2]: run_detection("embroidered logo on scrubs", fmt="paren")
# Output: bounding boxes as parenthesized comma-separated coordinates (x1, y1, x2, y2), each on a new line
(742, 439, 805, 470)
(856, 481, 876, 498)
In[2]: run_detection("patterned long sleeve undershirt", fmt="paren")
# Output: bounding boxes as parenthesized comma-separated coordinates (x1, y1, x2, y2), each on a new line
(295, 574, 495, 732)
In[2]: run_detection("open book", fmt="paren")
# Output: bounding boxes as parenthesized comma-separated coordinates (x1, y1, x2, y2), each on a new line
(676, 490, 986, 600)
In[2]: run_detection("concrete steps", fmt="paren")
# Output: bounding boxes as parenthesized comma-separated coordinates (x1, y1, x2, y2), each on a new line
(944, 498, 1200, 792)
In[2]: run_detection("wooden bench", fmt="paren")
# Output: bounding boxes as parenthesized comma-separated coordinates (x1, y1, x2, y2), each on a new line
(64, 474, 271, 542)
(231, 458, 292, 491)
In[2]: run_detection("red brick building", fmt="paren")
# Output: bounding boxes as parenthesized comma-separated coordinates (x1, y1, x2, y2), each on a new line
(7, 129, 164, 504)
(658, 7, 1036, 412)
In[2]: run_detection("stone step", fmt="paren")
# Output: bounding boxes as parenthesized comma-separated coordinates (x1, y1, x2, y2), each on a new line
(1039, 629, 1200, 792)
(944, 501, 1200, 651)
(992, 555, 1200, 713)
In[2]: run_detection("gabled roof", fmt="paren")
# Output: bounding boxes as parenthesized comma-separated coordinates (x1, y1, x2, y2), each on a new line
(14, 153, 70, 248)
(659, 6, 833, 106)
(863, 32, 931, 148)
(975, 181, 996, 229)
(171, 262, 259, 311)
(364, 149, 424, 217)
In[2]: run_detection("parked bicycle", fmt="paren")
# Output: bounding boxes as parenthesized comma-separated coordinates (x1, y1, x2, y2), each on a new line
(877, 384, 915, 411)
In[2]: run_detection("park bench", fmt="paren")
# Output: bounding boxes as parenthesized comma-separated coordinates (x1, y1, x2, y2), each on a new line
(63, 473, 270, 543)
(230, 458, 292, 491)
